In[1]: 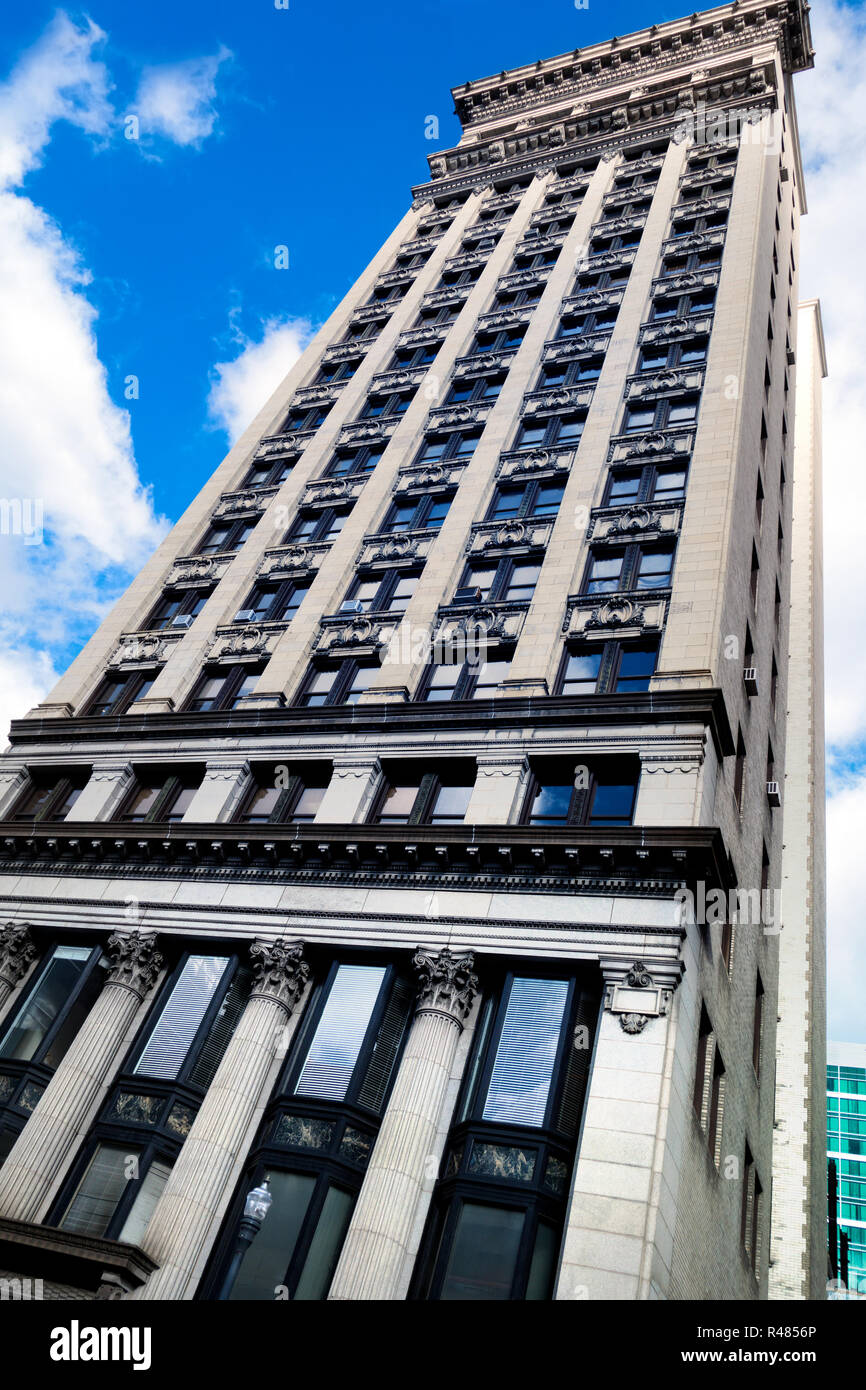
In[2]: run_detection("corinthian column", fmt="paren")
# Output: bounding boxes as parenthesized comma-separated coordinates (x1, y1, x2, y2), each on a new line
(0, 931, 163, 1223)
(328, 946, 478, 1301)
(133, 938, 310, 1302)
(0, 921, 37, 1016)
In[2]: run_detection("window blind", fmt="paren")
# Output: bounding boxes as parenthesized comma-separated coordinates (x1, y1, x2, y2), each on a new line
(119, 1159, 173, 1247)
(482, 978, 569, 1127)
(295, 965, 385, 1102)
(60, 1144, 132, 1237)
(134, 956, 229, 1081)
(188, 965, 252, 1091)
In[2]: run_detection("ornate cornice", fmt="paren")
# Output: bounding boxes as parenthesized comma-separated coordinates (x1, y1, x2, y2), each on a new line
(0, 921, 37, 990)
(412, 946, 478, 1027)
(105, 930, 163, 1000)
(249, 938, 310, 1015)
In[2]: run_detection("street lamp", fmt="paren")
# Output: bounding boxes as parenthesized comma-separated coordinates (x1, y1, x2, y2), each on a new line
(217, 1176, 273, 1301)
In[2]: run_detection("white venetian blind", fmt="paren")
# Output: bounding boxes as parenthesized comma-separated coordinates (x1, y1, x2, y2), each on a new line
(482, 977, 569, 1127)
(294, 965, 386, 1102)
(134, 955, 229, 1080)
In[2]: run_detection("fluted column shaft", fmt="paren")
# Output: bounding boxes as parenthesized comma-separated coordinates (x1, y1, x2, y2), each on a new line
(328, 947, 478, 1301)
(0, 921, 37, 1017)
(0, 931, 162, 1223)
(133, 939, 310, 1301)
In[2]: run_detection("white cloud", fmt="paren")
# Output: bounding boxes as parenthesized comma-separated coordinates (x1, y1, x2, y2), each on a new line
(207, 316, 316, 445)
(135, 46, 232, 148)
(0, 11, 112, 189)
(0, 14, 167, 741)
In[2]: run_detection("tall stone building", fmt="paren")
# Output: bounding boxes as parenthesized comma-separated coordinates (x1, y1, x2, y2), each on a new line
(0, 0, 823, 1302)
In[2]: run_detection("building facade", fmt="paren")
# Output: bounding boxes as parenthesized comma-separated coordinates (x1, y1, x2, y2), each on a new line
(0, 0, 823, 1302)
(827, 1042, 866, 1298)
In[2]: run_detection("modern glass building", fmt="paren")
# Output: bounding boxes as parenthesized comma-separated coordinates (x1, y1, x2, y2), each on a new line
(827, 1041, 866, 1297)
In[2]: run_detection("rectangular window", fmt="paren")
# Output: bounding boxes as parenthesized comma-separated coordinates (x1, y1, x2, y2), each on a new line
(295, 965, 387, 1102)
(0, 945, 97, 1064)
(482, 977, 570, 1127)
(60, 1144, 137, 1237)
(134, 956, 231, 1081)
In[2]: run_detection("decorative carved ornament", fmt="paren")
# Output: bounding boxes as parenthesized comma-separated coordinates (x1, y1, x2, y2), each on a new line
(249, 938, 310, 1014)
(605, 960, 676, 1035)
(585, 597, 646, 632)
(106, 931, 163, 1000)
(0, 921, 37, 989)
(413, 946, 478, 1026)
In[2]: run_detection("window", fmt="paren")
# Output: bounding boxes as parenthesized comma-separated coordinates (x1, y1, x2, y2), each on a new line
(195, 515, 257, 555)
(457, 558, 541, 605)
(556, 308, 618, 336)
(622, 396, 699, 433)
(0, 944, 106, 1069)
(752, 975, 764, 1076)
(84, 671, 156, 717)
(741, 1146, 761, 1275)
(414, 303, 461, 328)
(660, 248, 722, 277)
(145, 587, 212, 632)
(287, 506, 352, 544)
(523, 758, 638, 827)
(388, 343, 438, 370)
(468, 324, 526, 354)
(243, 457, 295, 490)
(693, 1007, 726, 1165)
(133, 955, 233, 1081)
(445, 376, 503, 405)
(343, 570, 419, 615)
(296, 661, 378, 707)
(236, 578, 310, 624)
(637, 338, 707, 372)
(557, 640, 658, 696)
(670, 210, 728, 237)
(536, 357, 602, 388)
(325, 444, 385, 478)
(755, 473, 764, 529)
(116, 768, 202, 823)
(379, 493, 452, 533)
(9, 771, 89, 822)
(419, 651, 512, 702)
(359, 391, 413, 419)
(494, 285, 544, 310)
(283, 403, 332, 433)
(604, 465, 687, 506)
(343, 316, 387, 342)
(60, 1143, 157, 1239)
(415, 969, 599, 1302)
(487, 479, 564, 521)
(582, 543, 675, 594)
(185, 666, 262, 712)
(236, 765, 330, 825)
(733, 728, 746, 813)
(414, 430, 479, 465)
(750, 544, 760, 605)
(316, 357, 361, 383)
(290, 963, 411, 1110)
(651, 290, 716, 321)
(512, 415, 584, 451)
(372, 765, 475, 825)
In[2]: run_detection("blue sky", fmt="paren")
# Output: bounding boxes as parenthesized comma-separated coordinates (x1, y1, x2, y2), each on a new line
(0, 1, 864, 1040)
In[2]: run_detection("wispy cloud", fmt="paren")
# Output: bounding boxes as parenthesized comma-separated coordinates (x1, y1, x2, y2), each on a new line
(207, 315, 316, 445)
(0, 13, 167, 742)
(135, 46, 232, 148)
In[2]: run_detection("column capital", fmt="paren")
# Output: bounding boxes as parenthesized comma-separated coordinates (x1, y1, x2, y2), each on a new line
(105, 931, 163, 1001)
(249, 938, 310, 1015)
(412, 946, 478, 1028)
(600, 957, 683, 1034)
(0, 921, 37, 990)
(329, 755, 383, 780)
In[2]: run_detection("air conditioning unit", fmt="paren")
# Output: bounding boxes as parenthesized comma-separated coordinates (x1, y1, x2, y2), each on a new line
(786, 347, 796, 366)
(233, 609, 256, 624)
(339, 599, 366, 615)
(743, 667, 759, 697)
(766, 780, 782, 807)
(171, 614, 194, 629)
(454, 586, 482, 605)
(780, 167, 789, 181)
